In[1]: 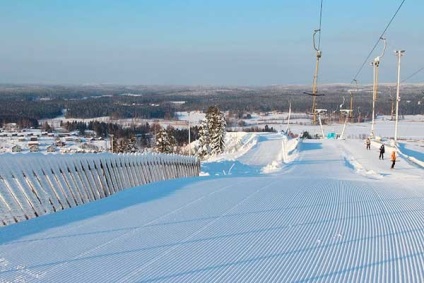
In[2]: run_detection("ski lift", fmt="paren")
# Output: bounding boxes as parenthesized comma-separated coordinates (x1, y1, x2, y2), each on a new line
(307, 28, 326, 123)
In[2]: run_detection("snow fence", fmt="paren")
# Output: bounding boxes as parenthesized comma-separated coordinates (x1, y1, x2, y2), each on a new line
(0, 153, 200, 226)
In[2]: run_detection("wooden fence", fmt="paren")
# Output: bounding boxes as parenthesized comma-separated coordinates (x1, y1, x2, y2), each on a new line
(0, 153, 200, 226)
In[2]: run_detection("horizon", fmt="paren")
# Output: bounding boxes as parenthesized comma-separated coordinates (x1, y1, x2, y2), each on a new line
(1, 82, 424, 88)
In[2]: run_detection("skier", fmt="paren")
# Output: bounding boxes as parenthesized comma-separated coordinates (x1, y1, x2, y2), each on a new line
(379, 144, 385, 160)
(390, 150, 396, 169)
(366, 138, 371, 150)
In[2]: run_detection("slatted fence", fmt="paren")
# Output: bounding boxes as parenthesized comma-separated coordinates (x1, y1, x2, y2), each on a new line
(0, 153, 200, 226)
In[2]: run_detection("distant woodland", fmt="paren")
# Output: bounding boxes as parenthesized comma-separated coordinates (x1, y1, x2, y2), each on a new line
(0, 84, 423, 130)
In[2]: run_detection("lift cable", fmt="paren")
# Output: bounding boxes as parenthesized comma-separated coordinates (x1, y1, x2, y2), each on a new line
(351, 0, 406, 83)
(401, 67, 424, 83)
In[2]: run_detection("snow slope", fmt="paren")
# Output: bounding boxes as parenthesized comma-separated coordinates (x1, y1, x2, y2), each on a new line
(1, 133, 424, 282)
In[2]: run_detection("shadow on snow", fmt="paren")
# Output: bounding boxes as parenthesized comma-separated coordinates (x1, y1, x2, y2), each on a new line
(0, 177, 203, 244)
(299, 141, 322, 151)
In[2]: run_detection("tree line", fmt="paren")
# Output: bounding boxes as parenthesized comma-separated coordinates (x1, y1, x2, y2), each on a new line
(1, 84, 423, 129)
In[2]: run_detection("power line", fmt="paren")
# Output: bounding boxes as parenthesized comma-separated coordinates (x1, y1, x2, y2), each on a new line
(401, 66, 424, 83)
(351, 0, 406, 83)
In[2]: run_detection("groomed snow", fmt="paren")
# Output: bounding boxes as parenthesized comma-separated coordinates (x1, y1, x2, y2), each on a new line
(0, 131, 423, 282)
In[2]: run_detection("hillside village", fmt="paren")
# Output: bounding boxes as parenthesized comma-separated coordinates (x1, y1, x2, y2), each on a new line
(0, 123, 109, 154)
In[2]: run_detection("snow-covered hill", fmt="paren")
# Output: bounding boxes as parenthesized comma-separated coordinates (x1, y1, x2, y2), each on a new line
(0, 132, 423, 282)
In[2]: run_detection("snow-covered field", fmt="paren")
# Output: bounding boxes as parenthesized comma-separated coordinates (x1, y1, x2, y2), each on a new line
(0, 118, 423, 282)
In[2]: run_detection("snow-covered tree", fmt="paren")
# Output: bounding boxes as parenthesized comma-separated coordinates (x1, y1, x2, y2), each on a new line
(41, 121, 53, 133)
(208, 107, 226, 155)
(155, 128, 175, 153)
(115, 137, 139, 153)
(196, 120, 210, 158)
(196, 106, 226, 158)
(165, 125, 177, 150)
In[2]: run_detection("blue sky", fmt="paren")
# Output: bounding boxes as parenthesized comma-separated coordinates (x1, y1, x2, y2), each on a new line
(0, 0, 421, 86)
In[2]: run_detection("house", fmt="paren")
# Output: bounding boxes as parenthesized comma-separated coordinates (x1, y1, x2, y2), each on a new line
(4, 123, 18, 131)
(12, 145, 22, 152)
(46, 145, 57, 153)
(28, 137, 39, 146)
(80, 143, 99, 152)
(55, 139, 66, 147)
(29, 145, 39, 152)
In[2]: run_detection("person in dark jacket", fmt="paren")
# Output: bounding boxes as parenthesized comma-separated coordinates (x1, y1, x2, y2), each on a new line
(379, 144, 385, 160)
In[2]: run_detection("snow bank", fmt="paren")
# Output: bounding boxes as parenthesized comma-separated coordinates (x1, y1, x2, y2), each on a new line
(261, 136, 299, 174)
(342, 153, 383, 179)
(397, 142, 424, 168)
(205, 132, 258, 163)
(201, 133, 299, 176)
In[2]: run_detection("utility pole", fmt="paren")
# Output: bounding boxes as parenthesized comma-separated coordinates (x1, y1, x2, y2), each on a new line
(317, 111, 325, 139)
(350, 79, 358, 122)
(311, 29, 322, 124)
(389, 87, 395, 121)
(370, 37, 386, 139)
(357, 107, 361, 123)
(371, 60, 377, 138)
(348, 90, 353, 122)
(188, 111, 191, 155)
(370, 37, 386, 138)
(339, 110, 351, 139)
(394, 50, 405, 144)
(286, 101, 292, 133)
(110, 134, 114, 153)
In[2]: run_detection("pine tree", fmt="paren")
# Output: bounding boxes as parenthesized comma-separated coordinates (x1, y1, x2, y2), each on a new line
(156, 128, 171, 153)
(196, 120, 210, 158)
(166, 125, 177, 152)
(218, 112, 226, 149)
(196, 106, 226, 158)
(206, 106, 226, 155)
(41, 121, 53, 133)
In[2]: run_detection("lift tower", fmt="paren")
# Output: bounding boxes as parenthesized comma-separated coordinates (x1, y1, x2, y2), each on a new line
(370, 37, 386, 138)
(304, 29, 325, 124)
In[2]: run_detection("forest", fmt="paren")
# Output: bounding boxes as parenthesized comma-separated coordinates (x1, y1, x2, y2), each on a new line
(1, 83, 423, 130)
